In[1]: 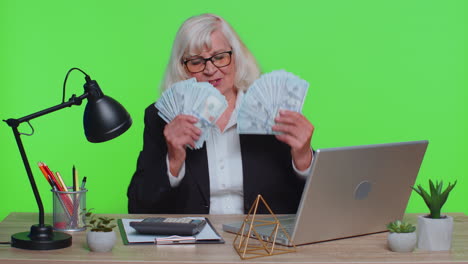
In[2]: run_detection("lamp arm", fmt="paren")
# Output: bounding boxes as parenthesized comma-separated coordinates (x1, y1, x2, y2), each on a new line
(5, 93, 89, 127)
(3, 92, 89, 227)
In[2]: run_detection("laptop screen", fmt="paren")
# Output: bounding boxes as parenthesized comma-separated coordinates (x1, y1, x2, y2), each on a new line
(291, 140, 428, 245)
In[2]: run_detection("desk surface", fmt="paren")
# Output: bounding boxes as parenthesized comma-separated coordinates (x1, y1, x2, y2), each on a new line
(0, 212, 467, 264)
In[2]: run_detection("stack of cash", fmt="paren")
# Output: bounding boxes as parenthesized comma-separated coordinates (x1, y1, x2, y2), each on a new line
(155, 78, 228, 149)
(237, 70, 309, 134)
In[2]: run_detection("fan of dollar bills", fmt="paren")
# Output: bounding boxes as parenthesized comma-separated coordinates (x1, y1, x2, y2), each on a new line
(237, 70, 309, 134)
(155, 78, 228, 149)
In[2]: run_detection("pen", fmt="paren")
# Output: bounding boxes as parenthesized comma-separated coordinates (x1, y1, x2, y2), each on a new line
(80, 176, 87, 190)
(72, 176, 87, 228)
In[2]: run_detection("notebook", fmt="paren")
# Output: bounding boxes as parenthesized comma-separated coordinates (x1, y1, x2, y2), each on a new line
(222, 140, 429, 246)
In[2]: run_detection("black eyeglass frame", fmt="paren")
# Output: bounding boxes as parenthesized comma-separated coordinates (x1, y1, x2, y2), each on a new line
(183, 51, 233, 73)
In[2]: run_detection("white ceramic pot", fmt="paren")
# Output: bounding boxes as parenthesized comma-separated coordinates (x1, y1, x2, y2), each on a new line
(387, 232, 417, 252)
(86, 230, 116, 252)
(417, 215, 453, 251)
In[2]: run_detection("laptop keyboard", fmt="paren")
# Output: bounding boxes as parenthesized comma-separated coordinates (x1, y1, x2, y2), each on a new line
(255, 215, 296, 239)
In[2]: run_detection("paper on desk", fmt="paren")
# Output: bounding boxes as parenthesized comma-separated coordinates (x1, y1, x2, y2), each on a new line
(120, 217, 222, 244)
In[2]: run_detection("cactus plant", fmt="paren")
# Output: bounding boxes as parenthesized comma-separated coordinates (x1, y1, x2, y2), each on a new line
(412, 180, 457, 219)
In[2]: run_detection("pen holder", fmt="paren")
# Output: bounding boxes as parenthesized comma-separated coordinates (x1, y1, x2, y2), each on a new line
(52, 187, 87, 231)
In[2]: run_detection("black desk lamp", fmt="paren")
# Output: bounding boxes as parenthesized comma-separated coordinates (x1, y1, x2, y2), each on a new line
(3, 68, 132, 250)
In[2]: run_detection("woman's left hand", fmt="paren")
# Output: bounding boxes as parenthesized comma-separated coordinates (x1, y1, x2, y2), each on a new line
(272, 109, 314, 171)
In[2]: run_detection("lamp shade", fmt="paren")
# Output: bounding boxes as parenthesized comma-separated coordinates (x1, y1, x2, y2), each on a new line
(84, 95, 132, 143)
(83, 78, 132, 143)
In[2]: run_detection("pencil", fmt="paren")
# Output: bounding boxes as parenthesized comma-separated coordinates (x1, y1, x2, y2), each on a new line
(38, 162, 52, 186)
(55, 172, 67, 191)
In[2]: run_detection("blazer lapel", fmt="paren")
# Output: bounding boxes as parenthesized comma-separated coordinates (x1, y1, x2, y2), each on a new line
(186, 145, 210, 208)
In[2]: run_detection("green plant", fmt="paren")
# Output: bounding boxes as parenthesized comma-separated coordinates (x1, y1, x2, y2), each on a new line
(387, 220, 416, 233)
(412, 179, 457, 219)
(84, 209, 116, 232)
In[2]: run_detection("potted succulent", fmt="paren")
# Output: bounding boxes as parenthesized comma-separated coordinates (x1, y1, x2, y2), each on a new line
(84, 209, 117, 252)
(412, 179, 457, 251)
(386, 220, 417, 252)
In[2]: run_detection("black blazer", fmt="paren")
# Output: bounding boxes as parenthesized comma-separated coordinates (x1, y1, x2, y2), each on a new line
(127, 104, 305, 214)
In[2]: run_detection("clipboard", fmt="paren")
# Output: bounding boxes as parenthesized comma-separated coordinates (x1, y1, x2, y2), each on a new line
(118, 217, 224, 245)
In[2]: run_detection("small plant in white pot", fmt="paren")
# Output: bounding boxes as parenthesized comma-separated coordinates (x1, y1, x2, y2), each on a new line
(84, 209, 117, 252)
(387, 220, 417, 252)
(412, 179, 457, 251)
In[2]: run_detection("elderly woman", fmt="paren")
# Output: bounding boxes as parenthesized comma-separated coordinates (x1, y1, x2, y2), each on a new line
(127, 14, 314, 214)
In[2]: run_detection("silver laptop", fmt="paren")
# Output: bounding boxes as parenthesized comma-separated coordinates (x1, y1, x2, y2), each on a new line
(222, 140, 429, 246)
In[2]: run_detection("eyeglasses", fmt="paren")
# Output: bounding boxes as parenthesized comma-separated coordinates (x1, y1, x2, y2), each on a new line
(183, 51, 232, 73)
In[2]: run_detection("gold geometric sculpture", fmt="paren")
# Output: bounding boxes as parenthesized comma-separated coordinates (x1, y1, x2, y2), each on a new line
(233, 194, 296, 260)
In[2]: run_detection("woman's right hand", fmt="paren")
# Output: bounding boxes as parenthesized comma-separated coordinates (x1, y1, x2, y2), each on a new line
(163, 115, 201, 176)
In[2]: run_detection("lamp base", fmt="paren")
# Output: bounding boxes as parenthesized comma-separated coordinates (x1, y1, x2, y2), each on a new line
(11, 224, 72, 250)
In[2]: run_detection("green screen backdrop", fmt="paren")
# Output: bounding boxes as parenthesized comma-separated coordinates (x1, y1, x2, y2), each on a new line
(1, 0, 466, 222)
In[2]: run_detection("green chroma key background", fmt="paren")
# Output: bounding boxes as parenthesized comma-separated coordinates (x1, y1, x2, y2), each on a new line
(0, 0, 466, 221)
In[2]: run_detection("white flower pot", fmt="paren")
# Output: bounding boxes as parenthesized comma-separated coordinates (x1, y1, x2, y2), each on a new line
(86, 230, 116, 252)
(387, 232, 417, 252)
(417, 215, 453, 251)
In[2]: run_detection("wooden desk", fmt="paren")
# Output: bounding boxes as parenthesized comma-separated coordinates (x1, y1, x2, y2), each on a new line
(0, 212, 467, 264)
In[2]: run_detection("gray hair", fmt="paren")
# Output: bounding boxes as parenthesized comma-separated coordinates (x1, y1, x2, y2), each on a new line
(160, 14, 260, 93)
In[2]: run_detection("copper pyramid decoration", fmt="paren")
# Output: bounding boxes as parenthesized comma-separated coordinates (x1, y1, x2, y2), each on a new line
(233, 194, 296, 260)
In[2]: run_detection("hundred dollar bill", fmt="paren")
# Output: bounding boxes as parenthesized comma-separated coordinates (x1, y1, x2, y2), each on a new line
(155, 78, 227, 149)
(237, 70, 309, 134)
